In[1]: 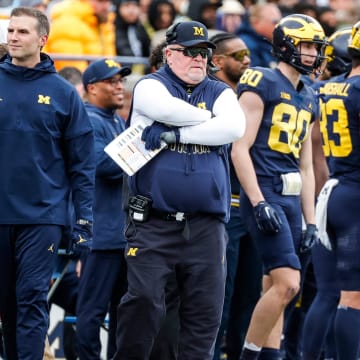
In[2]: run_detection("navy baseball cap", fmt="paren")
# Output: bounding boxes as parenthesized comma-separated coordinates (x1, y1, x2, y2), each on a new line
(82, 58, 131, 87)
(166, 21, 216, 49)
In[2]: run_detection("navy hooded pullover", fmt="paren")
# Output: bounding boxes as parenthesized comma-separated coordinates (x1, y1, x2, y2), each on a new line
(0, 53, 95, 225)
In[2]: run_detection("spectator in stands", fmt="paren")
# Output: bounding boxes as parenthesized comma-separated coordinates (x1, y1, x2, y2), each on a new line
(187, 0, 223, 30)
(147, 0, 177, 54)
(113, 0, 150, 74)
(171, 0, 189, 18)
(146, 0, 176, 37)
(19, 0, 48, 12)
(292, 2, 317, 19)
(145, 0, 176, 49)
(216, 0, 245, 33)
(236, 2, 282, 68)
(138, 0, 151, 23)
(317, 6, 338, 36)
(44, 0, 116, 71)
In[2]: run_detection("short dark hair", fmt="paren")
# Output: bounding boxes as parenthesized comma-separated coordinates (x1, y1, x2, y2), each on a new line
(10, 7, 50, 36)
(209, 32, 238, 54)
(149, 40, 167, 71)
(58, 66, 83, 86)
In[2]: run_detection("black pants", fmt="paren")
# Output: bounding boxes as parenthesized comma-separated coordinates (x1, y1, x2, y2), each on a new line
(114, 215, 227, 360)
(150, 274, 180, 360)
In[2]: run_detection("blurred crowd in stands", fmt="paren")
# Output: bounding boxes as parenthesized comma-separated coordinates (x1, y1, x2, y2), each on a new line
(1, 0, 356, 119)
(1, 0, 359, 74)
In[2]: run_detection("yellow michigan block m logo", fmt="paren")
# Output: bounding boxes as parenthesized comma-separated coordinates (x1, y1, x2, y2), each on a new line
(193, 26, 205, 37)
(197, 102, 206, 109)
(105, 59, 120, 69)
(38, 95, 50, 104)
(127, 247, 139, 256)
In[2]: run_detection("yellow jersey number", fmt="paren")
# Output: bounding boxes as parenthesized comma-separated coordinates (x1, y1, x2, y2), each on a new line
(320, 98, 352, 157)
(269, 104, 312, 158)
(240, 69, 312, 158)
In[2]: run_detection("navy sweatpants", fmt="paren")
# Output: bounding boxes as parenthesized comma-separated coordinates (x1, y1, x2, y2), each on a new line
(76, 249, 127, 360)
(0, 225, 61, 360)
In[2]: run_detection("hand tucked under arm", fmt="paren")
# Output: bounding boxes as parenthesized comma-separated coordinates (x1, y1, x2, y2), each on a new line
(141, 122, 172, 150)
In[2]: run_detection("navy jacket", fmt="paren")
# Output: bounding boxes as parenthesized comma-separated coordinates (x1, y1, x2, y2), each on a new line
(0, 53, 95, 225)
(129, 65, 231, 222)
(86, 103, 127, 249)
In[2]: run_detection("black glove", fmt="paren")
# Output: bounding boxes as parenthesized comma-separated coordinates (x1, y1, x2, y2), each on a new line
(300, 224, 318, 253)
(141, 122, 171, 150)
(253, 201, 282, 234)
(66, 221, 93, 256)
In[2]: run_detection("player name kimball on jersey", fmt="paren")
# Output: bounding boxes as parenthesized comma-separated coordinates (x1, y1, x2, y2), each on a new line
(319, 82, 350, 96)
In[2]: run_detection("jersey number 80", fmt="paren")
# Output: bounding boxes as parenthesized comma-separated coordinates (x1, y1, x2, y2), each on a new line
(240, 69, 312, 158)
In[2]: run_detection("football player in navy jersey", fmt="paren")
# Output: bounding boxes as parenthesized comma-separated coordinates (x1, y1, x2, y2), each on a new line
(308, 20, 360, 360)
(300, 27, 353, 360)
(231, 14, 327, 360)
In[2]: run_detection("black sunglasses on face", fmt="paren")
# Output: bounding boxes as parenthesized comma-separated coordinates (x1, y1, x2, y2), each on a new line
(169, 47, 209, 59)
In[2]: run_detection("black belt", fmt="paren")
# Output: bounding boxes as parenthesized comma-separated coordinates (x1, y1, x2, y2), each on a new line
(150, 209, 207, 222)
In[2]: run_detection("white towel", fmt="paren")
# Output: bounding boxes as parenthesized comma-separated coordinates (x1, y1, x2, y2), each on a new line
(315, 178, 339, 251)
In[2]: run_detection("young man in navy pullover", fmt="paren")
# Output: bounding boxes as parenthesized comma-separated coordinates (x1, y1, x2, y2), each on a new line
(0, 7, 95, 360)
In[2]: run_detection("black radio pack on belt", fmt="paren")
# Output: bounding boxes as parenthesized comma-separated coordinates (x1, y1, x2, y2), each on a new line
(128, 195, 152, 222)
